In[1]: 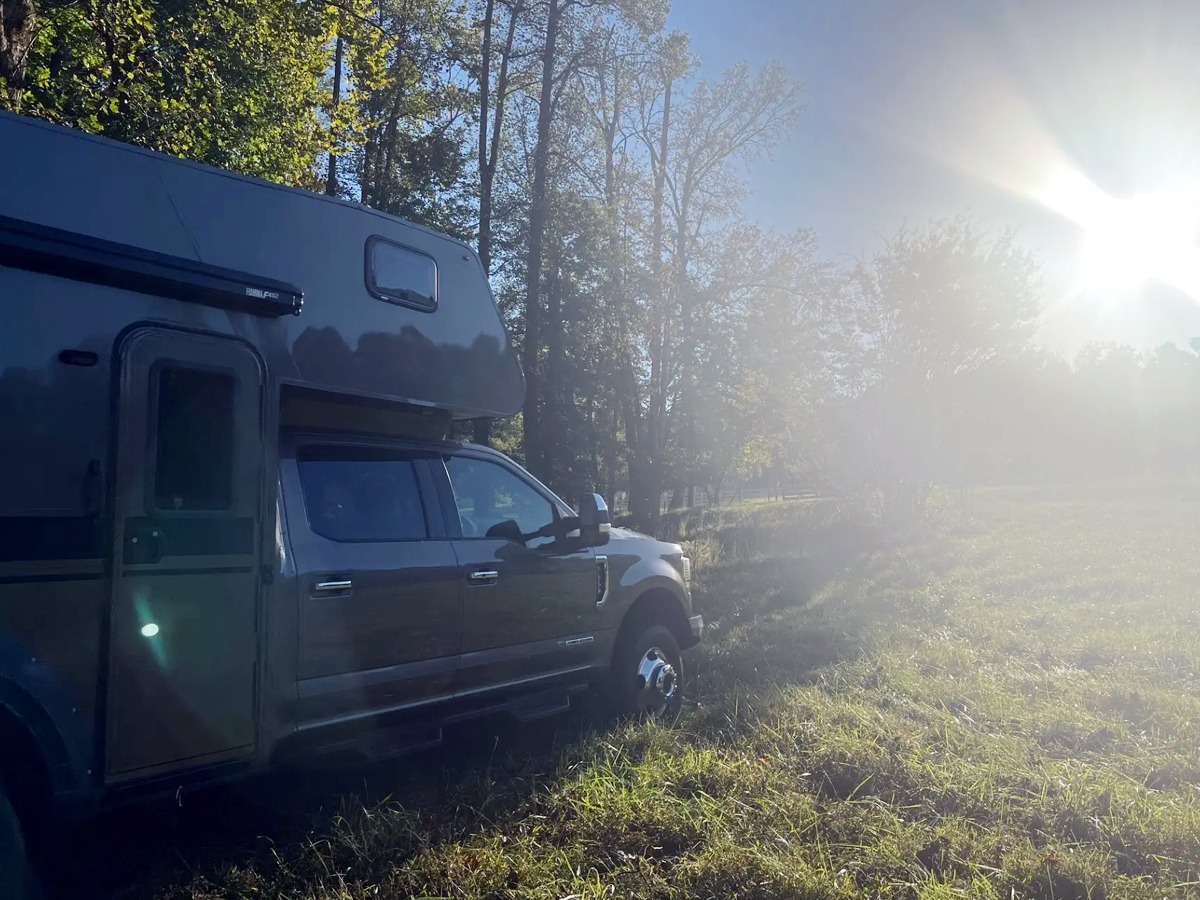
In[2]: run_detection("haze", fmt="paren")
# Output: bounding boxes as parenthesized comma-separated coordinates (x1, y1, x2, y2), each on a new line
(672, 0, 1200, 354)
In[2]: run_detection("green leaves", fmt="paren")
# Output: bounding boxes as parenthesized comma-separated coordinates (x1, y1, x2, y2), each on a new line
(19, 0, 334, 184)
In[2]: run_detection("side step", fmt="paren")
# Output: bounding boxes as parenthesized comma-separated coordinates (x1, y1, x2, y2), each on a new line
(275, 721, 444, 768)
(508, 689, 574, 723)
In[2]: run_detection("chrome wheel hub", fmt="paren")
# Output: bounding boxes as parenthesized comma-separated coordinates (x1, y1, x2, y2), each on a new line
(635, 647, 678, 715)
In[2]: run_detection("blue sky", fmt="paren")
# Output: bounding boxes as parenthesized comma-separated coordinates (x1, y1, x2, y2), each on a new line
(668, 0, 1200, 354)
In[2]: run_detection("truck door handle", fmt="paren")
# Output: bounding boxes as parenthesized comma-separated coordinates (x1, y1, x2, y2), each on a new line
(468, 569, 499, 584)
(313, 579, 353, 595)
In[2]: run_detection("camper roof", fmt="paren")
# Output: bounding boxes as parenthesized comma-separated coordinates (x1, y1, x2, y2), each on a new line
(0, 111, 525, 420)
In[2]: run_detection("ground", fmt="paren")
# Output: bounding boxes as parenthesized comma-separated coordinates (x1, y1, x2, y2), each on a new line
(51, 488, 1200, 899)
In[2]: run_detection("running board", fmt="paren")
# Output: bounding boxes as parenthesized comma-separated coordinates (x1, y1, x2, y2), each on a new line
(508, 690, 574, 722)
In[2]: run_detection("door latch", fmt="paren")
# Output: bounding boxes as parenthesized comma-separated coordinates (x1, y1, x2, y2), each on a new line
(125, 525, 162, 564)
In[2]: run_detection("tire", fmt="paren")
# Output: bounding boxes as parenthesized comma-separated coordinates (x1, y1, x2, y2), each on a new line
(608, 623, 684, 722)
(0, 786, 38, 900)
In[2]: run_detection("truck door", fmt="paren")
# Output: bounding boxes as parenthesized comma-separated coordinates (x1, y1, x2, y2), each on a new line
(438, 452, 602, 692)
(106, 328, 264, 780)
(285, 441, 462, 725)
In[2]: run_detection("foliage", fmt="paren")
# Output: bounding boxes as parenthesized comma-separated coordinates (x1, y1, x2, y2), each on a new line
(823, 218, 1044, 522)
(350, 0, 479, 235)
(10, 0, 1199, 532)
(17, 0, 333, 184)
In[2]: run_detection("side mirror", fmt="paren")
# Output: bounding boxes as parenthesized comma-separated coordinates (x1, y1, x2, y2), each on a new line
(577, 493, 611, 547)
(485, 518, 525, 544)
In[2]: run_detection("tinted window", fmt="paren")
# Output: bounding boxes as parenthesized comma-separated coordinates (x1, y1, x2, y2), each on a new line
(367, 238, 438, 311)
(298, 449, 428, 542)
(154, 367, 234, 511)
(445, 456, 555, 542)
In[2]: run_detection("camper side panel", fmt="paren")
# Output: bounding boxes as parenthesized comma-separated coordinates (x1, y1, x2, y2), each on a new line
(0, 262, 264, 797)
(1, 111, 526, 420)
(0, 266, 120, 794)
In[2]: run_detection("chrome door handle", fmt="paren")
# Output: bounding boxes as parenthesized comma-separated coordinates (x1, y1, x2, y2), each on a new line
(313, 579, 353, 592)
(468, 569, 499, 582)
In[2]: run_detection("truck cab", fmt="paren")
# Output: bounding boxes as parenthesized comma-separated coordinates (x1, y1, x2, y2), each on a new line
(0, 111, 701, 895)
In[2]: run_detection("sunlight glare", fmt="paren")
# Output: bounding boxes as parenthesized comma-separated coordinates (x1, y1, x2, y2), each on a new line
(1080, 191, 1199, 292)
(1040, 168, 1200, 297)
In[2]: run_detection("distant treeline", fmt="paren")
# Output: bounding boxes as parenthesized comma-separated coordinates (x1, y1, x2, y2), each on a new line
(2, 0, 1186, 526)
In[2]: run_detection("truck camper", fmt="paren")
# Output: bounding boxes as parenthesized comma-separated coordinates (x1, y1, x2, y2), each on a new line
(0, 110, 701, 895)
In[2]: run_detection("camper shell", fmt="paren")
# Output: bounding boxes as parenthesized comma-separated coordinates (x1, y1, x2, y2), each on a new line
(0, 111, 700, 886)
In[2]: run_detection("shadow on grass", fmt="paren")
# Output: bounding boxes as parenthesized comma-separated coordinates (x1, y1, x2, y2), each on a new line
(44, 506, 922, 900)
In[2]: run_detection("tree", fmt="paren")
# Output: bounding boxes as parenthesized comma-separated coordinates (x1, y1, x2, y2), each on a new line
(827, 217, 1043, 520)
(476, 0, 531, 275)
(0, 0, 36, 108)
(519, 0, 666, 478)
(352, 0, 477, 236)
(16, 0, 334, 184)
(625, 58, 803, 526)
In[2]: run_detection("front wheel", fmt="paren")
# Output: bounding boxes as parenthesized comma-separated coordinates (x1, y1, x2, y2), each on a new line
(0, 786, 37, 900)
(609, 624, 684, 722)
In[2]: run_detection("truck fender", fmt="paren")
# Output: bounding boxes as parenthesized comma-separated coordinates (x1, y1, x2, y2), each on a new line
(611, 560, 692, 653)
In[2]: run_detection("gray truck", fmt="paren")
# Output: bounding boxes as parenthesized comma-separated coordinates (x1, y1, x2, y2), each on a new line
(0, 110, 702, 895)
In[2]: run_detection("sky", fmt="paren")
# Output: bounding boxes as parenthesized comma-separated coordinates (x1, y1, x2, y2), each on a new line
(667, 0, 1200, 356)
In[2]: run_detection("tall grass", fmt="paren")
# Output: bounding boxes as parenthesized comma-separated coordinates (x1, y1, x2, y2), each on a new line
(74, 491, 1200, 899)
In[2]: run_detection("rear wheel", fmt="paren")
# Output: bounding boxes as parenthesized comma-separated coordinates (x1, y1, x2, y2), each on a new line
(609, 624, 684, 722)
(0, 786, 37, 900)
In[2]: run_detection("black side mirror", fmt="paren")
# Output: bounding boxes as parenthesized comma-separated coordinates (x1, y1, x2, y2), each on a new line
(485, 518, 525, 544)
(577, 493, 611, 547)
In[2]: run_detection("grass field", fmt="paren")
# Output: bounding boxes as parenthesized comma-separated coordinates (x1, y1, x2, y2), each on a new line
(88, 489, 1200, 899)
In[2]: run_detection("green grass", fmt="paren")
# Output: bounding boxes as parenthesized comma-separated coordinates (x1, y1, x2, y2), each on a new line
(137, 490, 1200, 899)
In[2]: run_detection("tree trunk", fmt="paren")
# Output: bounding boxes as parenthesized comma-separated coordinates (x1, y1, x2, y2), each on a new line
(0, 0, 36, 110)
(479, 4, 518, 275)
(325, 28, 345, 196)
(521, 0, 562, 476)
(477, 0, 494, 269)
(542, 236, 565, 486)
(638, 75, 672, 532)
(622, 363, 654, 526)
(627, 454, 657, 528)
(472, 419, 491, 445)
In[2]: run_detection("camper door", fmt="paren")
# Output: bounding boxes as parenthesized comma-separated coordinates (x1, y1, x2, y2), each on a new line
(106, 327, 264, 781)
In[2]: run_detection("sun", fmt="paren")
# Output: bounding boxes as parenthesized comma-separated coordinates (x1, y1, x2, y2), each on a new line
(1039, 169, 1200, 297)
(1078, 190, 1200, 293)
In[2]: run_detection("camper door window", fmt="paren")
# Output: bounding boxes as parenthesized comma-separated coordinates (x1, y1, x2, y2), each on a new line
(153, 366, 235, 511)
(366, 237, 438, 311)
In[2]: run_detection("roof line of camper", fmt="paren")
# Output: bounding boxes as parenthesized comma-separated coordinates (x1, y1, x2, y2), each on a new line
(0, 110, 486, 267)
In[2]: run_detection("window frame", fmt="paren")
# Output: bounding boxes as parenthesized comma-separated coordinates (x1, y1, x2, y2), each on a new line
(432, 449, 572, 543)
(364, 235, 439, 312)
(146, 360, 240, 518)
(295, 442, 440, 544)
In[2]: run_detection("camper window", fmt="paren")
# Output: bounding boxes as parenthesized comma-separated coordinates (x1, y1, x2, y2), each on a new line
(153, 367, 235, 511)
(366, 237, 438, 311)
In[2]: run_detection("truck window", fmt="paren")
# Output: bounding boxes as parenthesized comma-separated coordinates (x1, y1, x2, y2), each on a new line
(366, 237, 438, 311)
(298, 447, 429, 542)
(154, 366, 235, 511)
(445, 456, 555, 543)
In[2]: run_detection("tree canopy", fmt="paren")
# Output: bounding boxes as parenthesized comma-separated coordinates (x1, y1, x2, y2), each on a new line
(4, 0, 1192, 528)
